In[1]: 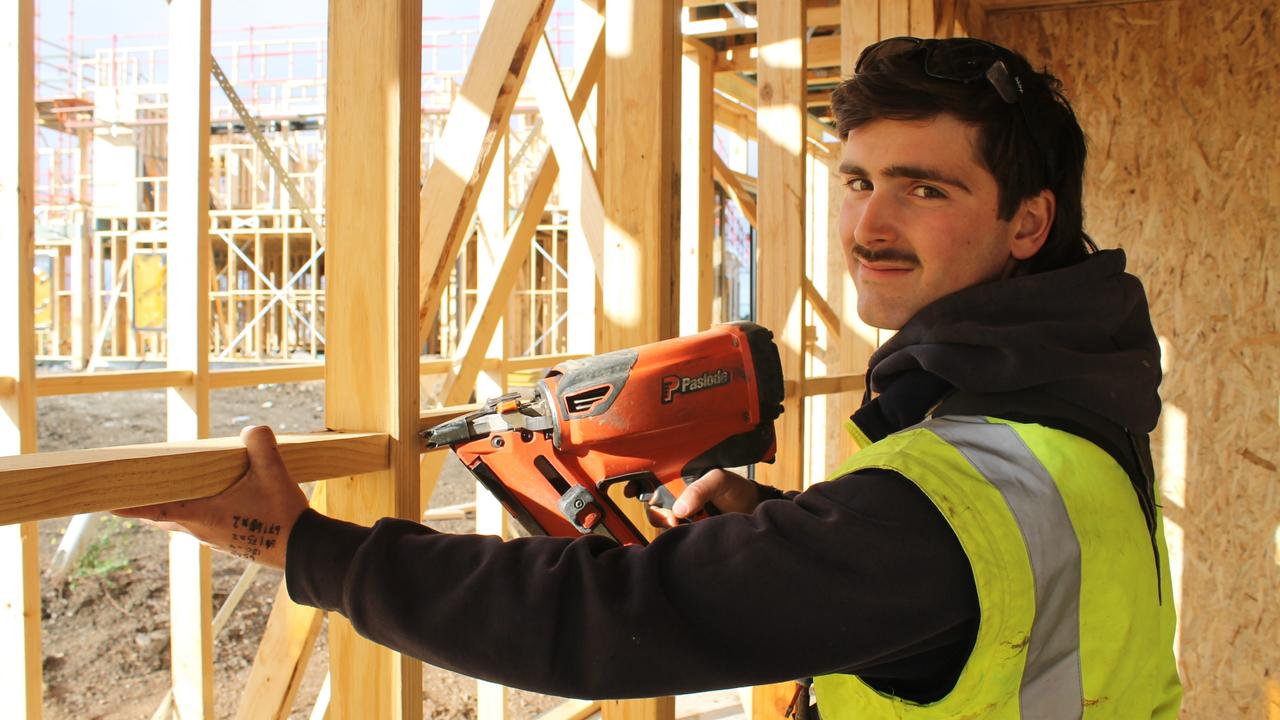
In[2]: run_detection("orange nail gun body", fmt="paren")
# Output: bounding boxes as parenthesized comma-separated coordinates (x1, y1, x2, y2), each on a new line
(422, 322, 784, 546)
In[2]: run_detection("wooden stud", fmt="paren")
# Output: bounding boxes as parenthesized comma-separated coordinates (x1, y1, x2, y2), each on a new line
(600, 2, 682, 719)
(324, 0, 423, 715)
(843, 0, 881, 61)
(166, 0, 215, 715)
(753, 0, 808, 717)
(879, 0, 912, 36)
(417, 0, 554, 344)
(1, 3, 40, 716)
(909, 0, 936, 35)
(537, 699, 601, 720)
(601, 699, 676, 720)
(680, 40, 716, 334)
(473, 11, 510, 719)
(601, 0, 682, 352)
(72, 128, 93, 370)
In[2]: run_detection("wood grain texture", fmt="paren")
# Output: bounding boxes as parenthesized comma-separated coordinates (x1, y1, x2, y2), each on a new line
(599, 4, 680, 719)
(2, 0, 42, 716)
(536, 699, 601, 720)
(166, 2, 215, 713)
(842, 0, 880, 74)
(324, 0, 423, 714)
(680, 40, 715, 334)
(601, 0, 682, 351)
(417, 0, 553, 344)
(986, 3, 1278, 714)
(601, 698, 674, 720)
(208, 363, 324, 389)
(753, 1, 807, 716)
(34, 368, 194, 396)
(0, 431, 388, 525)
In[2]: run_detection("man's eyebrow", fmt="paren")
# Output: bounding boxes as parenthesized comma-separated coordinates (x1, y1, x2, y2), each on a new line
(837, 162, 972, 194)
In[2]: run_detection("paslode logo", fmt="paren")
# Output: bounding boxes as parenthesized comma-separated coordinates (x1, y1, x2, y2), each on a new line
(661, 369, 731, 404)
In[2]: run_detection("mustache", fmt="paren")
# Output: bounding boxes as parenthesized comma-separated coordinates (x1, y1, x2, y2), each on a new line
(851, 244, 919, 265)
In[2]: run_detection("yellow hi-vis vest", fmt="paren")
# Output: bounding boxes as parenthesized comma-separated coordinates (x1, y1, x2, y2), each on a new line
(814, 415, 1181, 719)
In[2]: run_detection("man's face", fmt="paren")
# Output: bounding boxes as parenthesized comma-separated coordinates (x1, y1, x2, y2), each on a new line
(838, 114, 1022, 330)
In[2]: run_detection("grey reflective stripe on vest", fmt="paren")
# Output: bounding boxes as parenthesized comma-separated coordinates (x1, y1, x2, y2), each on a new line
(927, 416, 1084, 720)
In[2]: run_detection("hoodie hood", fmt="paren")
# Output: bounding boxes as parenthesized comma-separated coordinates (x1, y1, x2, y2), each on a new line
(866, 249, 1162, 434)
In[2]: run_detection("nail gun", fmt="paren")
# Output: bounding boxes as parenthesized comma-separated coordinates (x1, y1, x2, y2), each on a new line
(421, 322, 785, 546)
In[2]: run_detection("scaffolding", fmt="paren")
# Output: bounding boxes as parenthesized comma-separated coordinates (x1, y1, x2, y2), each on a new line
(32, 10, 575, 367)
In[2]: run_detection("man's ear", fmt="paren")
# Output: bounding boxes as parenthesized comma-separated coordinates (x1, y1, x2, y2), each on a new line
(1010, 189, 1055, 260)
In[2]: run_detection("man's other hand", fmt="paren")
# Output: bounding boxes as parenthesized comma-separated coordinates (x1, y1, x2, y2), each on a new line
(115, 425, 309, 569)
(646, 468, 762, 528)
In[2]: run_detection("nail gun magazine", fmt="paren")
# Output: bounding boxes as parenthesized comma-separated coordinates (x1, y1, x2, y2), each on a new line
(421, 322, 785, 546)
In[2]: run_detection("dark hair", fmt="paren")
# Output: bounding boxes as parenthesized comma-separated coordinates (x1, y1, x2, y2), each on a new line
(830, 40, 1097, 274)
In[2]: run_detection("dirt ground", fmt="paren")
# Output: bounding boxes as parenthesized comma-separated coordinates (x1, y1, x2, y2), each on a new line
(35, 379, 566, 719)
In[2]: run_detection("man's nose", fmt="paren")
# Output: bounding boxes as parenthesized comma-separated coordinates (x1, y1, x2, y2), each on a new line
(852, 189, 899, 246)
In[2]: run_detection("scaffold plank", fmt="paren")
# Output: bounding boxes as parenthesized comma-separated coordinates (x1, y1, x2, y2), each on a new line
(418, 0, 555, 344)
(1, 0, 42, 716)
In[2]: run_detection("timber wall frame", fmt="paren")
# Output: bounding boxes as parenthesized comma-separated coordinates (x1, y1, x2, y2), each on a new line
(0, 1, 1170, 718)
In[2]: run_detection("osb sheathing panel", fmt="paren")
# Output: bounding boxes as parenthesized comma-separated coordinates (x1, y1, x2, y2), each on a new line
(988, 2, 1280, 716)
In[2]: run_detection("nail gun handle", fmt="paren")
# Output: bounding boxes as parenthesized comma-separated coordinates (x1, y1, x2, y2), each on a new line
(602, 472, 720, 526)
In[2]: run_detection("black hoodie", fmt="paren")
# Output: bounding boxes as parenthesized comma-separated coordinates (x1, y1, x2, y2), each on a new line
(286, 249, 1162, 703)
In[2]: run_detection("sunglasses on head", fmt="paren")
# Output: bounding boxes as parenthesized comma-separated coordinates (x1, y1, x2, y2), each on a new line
(855, 36, 1050, 177)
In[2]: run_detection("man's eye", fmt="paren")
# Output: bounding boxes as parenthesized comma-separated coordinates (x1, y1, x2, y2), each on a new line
(909, 185, 946, 199)
(845, 178, 871, 191)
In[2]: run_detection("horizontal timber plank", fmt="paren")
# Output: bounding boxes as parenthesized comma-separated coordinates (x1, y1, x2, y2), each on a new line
(503, 353, 587, 373)
(0, 404, 478, 525)
(0, 376, 12, 395)
(0, 431, 388, 525)
(35, 369, 194, 396)
(208, 364, 325, 389)
(419, 357, 453, 375)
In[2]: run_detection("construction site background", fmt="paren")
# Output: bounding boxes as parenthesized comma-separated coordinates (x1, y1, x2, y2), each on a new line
(30, 0, 760, 374)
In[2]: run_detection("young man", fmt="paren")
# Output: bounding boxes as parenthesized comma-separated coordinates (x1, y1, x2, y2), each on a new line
(123, 37, 1182, 717)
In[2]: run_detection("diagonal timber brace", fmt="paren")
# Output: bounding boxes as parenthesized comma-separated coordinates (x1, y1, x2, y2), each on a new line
(417, 0, 556, 344)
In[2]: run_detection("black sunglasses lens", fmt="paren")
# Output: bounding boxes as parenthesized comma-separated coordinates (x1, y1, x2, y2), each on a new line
(855, 37, 922, 74)
(924, 41, 999, 82)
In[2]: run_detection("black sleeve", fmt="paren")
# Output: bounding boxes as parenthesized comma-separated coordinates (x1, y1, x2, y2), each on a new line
(286, 468, 978, 700)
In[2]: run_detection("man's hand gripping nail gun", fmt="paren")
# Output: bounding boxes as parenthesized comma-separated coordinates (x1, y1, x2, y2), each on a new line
(421, 322, 785, 546)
